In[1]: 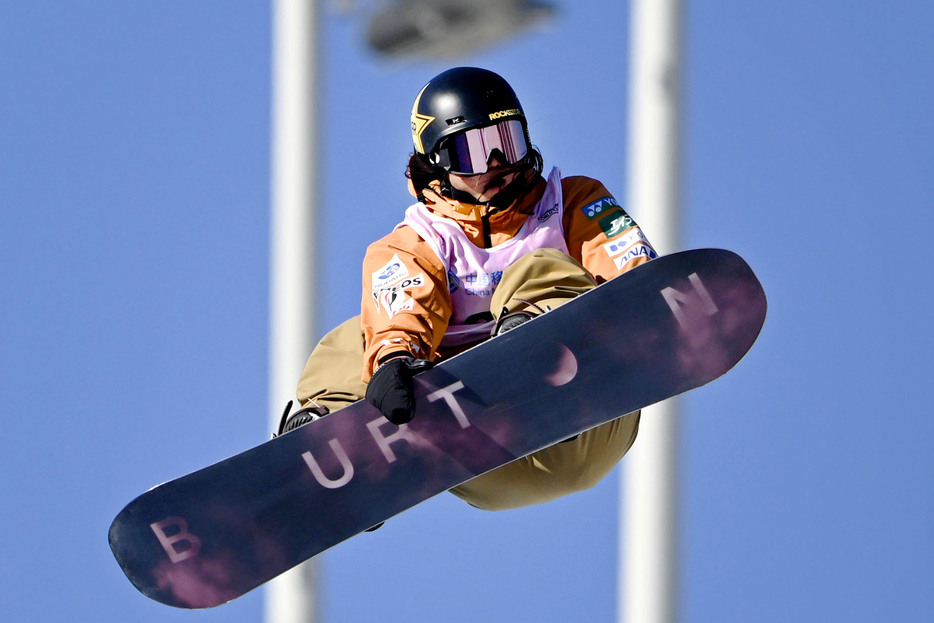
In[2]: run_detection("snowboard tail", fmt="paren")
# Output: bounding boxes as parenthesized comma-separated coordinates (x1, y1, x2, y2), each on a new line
(109, 248, 766, 608)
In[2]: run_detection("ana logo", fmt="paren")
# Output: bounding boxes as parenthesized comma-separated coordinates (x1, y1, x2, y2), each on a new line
(602, 228, 649, 257)
(612, 244, 657, 269)
(581, 196, 620, 220)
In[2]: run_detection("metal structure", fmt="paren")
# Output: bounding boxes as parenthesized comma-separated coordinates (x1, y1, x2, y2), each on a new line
(620, 1, 683, 622)
(267, 0, 321, 621)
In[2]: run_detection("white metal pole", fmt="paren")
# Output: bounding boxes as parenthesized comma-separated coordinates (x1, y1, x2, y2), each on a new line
(620, 1, 682, 622)
(266, 0, 321, 622)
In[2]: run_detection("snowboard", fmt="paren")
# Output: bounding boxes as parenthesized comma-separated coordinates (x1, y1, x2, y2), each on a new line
(109, 248, 767, 609)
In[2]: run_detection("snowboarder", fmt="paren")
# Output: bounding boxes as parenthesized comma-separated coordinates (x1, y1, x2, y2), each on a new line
(281, 67, 657, 511)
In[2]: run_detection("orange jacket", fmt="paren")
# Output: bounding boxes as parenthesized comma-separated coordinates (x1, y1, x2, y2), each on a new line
(361, 170, 655, 379)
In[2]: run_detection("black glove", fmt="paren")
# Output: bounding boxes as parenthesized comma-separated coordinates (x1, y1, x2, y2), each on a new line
(365, 355, 434, 424)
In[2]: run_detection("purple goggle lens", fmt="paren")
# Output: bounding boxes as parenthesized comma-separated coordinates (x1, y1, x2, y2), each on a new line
(434, 120, 529, 175)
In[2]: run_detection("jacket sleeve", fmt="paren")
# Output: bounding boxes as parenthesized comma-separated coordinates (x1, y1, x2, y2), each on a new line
(561, 176, 657, 283)
(360, 225, 451, 380)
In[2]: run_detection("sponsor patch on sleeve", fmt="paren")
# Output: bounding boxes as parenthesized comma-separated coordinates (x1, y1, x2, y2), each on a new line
(372, 254, 409, 288)
(372, 275, 426, 316)
(602, 227, 649, 257)
(612, 243, 657, 269)
(597, 209, 636, 238)
(370, 255, 426, 316)
(581, 196, 620, 220)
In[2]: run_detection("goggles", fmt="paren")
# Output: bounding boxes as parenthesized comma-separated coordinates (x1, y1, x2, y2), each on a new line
(431, 120, 529, 175)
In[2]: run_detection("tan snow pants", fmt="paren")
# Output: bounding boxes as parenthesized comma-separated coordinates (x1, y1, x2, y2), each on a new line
(295, 249, 640, 511)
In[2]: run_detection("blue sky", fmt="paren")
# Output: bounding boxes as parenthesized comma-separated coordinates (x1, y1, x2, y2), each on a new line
(1, 2, 932, 622)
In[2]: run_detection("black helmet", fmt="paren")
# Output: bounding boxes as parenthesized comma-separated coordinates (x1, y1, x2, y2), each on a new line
(410, 67, 530, 167)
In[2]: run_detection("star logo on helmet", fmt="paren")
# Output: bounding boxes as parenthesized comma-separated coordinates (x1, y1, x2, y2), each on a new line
(410, 83, 436, 154)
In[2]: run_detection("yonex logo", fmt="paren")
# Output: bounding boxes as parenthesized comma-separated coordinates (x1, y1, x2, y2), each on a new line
(581, 196, 620, 219)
